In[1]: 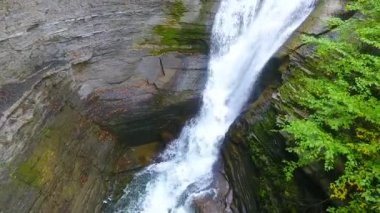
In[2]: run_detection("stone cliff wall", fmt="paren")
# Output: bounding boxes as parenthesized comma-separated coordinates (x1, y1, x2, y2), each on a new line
(0, 0, 218, 212)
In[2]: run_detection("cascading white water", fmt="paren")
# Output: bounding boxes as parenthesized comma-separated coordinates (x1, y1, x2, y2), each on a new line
(115, 0, 316, 212)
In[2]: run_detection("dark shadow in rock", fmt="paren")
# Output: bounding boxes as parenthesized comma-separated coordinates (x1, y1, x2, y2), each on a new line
(248, 56, 283, 105)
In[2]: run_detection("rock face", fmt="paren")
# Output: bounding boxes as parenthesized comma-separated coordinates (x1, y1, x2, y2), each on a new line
(221, 0, 347, 212)
(0, 0, 217, 146)
(0, 0, 219, 212)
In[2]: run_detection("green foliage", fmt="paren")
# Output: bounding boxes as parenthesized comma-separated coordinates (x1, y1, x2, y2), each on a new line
(248, 108, 301, 212)
(280, 0, 380, 212)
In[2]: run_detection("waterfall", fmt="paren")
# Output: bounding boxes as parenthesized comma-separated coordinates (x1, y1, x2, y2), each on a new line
(115, 0, 316, 212)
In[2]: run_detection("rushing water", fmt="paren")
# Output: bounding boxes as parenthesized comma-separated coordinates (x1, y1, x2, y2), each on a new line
(115, 0, 316, 212)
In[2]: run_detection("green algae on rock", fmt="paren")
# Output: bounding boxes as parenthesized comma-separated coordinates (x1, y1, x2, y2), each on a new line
(168, 0, 187, 21)
(1, 105, 115, 212)
(152, 24, 209, 55)
(144, 0, 215, 55)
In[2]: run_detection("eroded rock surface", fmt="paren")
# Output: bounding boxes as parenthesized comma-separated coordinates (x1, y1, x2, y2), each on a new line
(0, 0, 218, 212)
(0, 0, 217, 145)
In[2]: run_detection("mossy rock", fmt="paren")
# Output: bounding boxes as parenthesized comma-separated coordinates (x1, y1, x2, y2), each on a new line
(140, 0, 215, 55)
(4, 105, 115, 212)
(168, 0, 187, 21)
(152, 24, 209, 55)
(12, 128, 60, 188)
(13, 161, 41, 187)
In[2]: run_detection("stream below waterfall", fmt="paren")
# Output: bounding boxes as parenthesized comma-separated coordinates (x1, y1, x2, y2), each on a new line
(114, 0, 316, 212)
